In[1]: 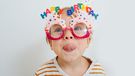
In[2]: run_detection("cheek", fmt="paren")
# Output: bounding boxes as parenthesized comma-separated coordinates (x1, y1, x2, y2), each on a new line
(77, 39, 88, 51)
(51, 40, 63, 53)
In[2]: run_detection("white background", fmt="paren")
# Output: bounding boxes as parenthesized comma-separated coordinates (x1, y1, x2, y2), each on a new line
(0, 0, 135, 76)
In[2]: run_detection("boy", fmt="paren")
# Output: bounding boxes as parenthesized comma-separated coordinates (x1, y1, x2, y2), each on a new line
(35, 3, 105, 76)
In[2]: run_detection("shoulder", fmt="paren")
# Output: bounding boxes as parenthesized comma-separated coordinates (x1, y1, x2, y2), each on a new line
(34, 58, 62, 76)
(84, 56, 106, 76)
(89, 60, 106, 76)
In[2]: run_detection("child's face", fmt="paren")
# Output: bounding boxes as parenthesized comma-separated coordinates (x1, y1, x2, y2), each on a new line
(48, 13, 91, 62)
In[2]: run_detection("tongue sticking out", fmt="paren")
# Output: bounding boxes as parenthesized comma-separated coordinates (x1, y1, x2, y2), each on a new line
(63, 44, 76, 52)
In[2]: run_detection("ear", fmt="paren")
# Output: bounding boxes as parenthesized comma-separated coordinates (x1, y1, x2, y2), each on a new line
(87, 37, 91, 48)
(46, 38, 53, 50)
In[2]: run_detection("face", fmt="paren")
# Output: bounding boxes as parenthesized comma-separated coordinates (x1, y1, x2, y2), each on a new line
(48, 12, 91, 62)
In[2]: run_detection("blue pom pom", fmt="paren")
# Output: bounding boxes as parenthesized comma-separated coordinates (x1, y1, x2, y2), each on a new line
(67, 10, 73, 16)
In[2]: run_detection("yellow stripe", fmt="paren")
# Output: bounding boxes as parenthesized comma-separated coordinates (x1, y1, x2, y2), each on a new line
(37, 66, 56, 72)
(91, 68, 104, 71)
(93, 64, 101, 66)
(37, 70, 59, 75)
(34, 72, 38, 76)
(47, 62, 54, 64)
(90, 72, 104, 74)
(45, 74, 63, 76)
(42, 61, 54, 66)
(45, 70, 59, 72)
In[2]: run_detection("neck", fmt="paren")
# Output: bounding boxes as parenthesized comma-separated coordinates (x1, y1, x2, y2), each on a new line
(57, 56, 90, 70)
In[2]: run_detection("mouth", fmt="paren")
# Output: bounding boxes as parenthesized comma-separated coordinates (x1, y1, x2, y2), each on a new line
(63, 44, 77, 52)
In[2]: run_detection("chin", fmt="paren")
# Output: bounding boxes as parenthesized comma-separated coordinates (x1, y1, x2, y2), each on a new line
(58, 49, 83, 62)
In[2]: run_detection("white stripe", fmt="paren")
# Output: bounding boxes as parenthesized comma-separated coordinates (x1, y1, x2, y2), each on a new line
(38, 71, 62, 76)
(37, 68, 58, 74)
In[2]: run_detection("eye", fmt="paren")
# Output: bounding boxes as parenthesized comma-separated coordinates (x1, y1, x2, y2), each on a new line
(74, 26, 82, 31)
(73, 23, 87, 32)
(50, 24, 63, 34)
(54, 28, 62, 32)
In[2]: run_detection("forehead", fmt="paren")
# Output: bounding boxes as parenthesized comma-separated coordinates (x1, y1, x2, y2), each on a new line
(61, 14, 72, 26)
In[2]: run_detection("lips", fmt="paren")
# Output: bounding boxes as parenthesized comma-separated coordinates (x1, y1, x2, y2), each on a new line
(63, 44, 77, 52)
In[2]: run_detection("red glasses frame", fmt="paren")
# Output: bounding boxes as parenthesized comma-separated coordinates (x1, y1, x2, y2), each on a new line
(45, 26, 92, 40)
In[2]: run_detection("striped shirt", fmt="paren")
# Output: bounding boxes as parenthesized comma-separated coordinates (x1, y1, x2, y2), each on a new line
(35, 57, 105, 76)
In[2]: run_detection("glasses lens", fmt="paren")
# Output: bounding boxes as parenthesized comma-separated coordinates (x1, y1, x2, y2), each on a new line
(73, 23, 88, 37)
(49, 24, 63, 38)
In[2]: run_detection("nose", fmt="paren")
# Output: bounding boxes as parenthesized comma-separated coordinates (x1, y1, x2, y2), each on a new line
(64, 28, 74, 40)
